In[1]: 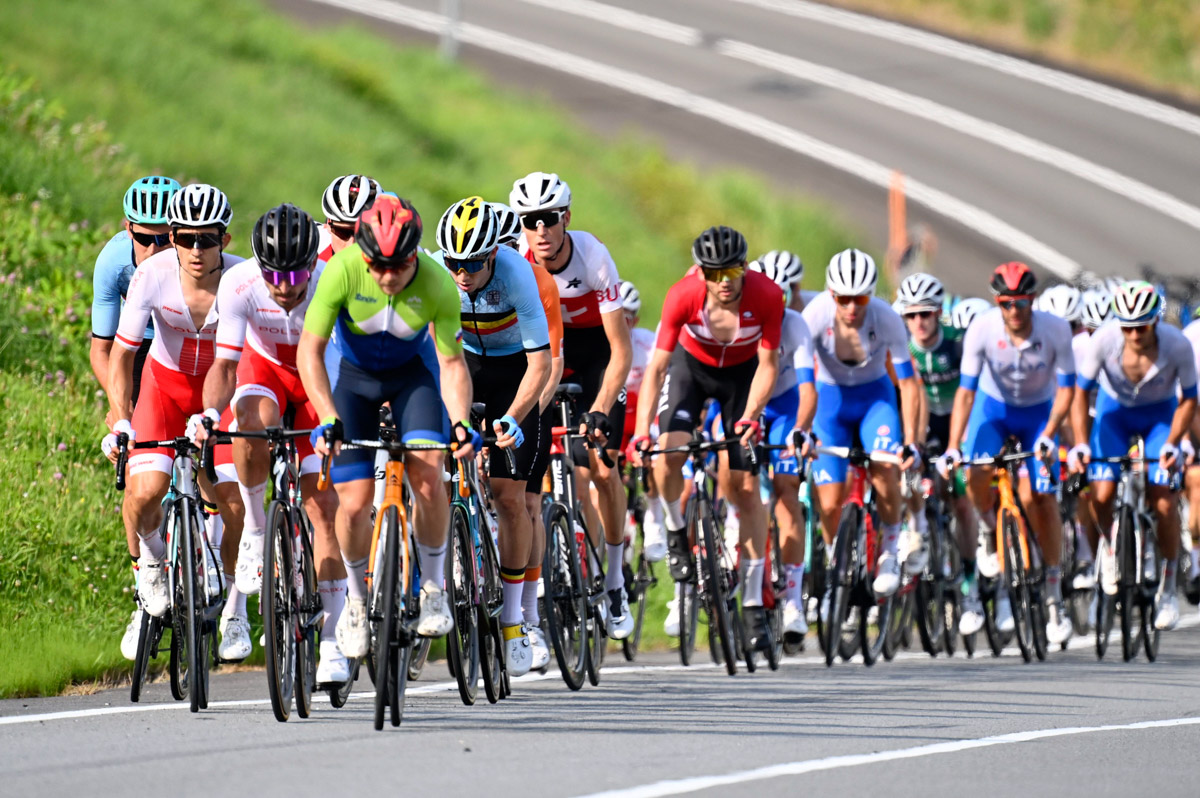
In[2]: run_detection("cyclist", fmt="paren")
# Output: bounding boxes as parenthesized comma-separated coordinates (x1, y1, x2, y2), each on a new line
(1081, 288, 1114, 332)
(894, 273, 983, 634)
(297, 195, 475, 661)
(938, 262, 1077, 645)
(630, 225, 785, 651)
(510, 171, 635, 639)
(433, 197, 552, 676)
(1183, 309, 1200, 604)
(753, 250, 811, 312)
(1069, 282, 1196, 631)
(747, 258, 816, 641)
(802, 249, 921, 605)
(102, 184, 245, 645)
(950, 297, 991, 332)
(318, 174, 380, 261)
(492, 202, 523, 250)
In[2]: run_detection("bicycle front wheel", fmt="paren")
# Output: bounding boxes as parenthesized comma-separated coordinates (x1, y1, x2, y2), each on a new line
(263, 501, 296, 722)
(1001, 509, 1034, 664)
(182, 502, 206, 712)
(698, 507, 737, 676)
(824, 504, 859, 667)
(542, 501, 587, 690)
(130, 609, 154, 703)
(446, 503, 479, 705)
(1117, 506, 1140, 662)
(373, 505, 400, 731)
(294, 509, 319, 719)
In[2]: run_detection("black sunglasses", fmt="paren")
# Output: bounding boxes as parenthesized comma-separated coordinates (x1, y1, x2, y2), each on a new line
(904, 310, 937, 320)
(520, 210, 563, 230)
(130, 230, 172, 247)
(327, 222, 355, 239)
(173, 231, 224, 250)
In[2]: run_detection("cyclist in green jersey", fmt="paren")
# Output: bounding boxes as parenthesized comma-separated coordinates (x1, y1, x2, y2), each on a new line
(895, 273, 982, 634)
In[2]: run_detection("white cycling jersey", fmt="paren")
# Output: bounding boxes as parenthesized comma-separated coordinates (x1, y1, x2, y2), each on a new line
(774, 308, 815, 398)
(1077, 320, 1197, 406)
(214, 258, 325, 370)
(624, 326, 656, 397)
(801, 292, 911, 387)
(115, 249, 245, 376)
(522, 231, 621, 329)
(1071, 330, 1091, 368)
(1183, 319, 1200, 381)
(960, 308, 1075, 407)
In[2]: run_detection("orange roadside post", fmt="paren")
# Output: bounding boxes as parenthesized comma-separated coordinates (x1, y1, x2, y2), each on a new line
(888, 171, 907, 286)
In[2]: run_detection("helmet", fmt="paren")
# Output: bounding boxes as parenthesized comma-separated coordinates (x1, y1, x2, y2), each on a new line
(1037, 284, 1081, 323)
(436, 196, 499, 260)
(756, 250, 803, 286)
(251, 203, 321, 272)
(748, 257, 788, 290)
(951, 297, 991, 330)
(618, 280, 641, 314)
(1081, 288, 1114, 329)
(825, 248, 877, 296)
(123, 176, 181, 224)
(355, 195, 423, 265)
(321, 174, 380, 223)
(1111, 281, 1162, 327)
(509, 171, 571, 213)
(1102, 276, 1128, 297)
(168, 183, 232, 229)
(692, 226, 748, 268)
(490, 202, 522, 246)
(989, 261, 1036, 296)
(895, 272, 945, 311)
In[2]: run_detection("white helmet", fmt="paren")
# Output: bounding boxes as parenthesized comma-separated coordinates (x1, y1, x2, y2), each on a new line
(825, 248, 877, 297)
(749, 256, 792, 304)
(951, 297, 990, 330)
(321, 174, 380, 223)
(509, 171, 571, 213)
(489, 202, 522, 246)
(1080, 288, 1114, 329)
(168, 183, 232, 229)
(1037, 283, 1082, 323)
(757, 250, 803, 286)
(1111, 280, 1162, 327)
(895, 273, 945, 311)
(618, 280, 641, 314)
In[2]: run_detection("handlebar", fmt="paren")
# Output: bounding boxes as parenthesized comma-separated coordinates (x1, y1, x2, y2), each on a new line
(813, 446, 904, 467)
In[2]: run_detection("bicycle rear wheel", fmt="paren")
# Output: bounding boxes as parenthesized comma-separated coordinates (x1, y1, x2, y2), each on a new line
(263, 501, 296, 722)
(373, 506, 400, 731)
(698, 505, 737, 675)
(824, 504, 858, 667)
(1095, 589, 1116, 659)
(182, 510, 203, 712)
(446, 503, 479, 705)
(542, 501, 587, 690)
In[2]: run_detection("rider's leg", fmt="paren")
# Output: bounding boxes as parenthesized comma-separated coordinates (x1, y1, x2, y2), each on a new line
(1186, 466, 1200, 580)
(523, 492, 545, 626)
(775, 472, 804, 601)
(719, 461, 767, 605)
(494, 476, 533, 628)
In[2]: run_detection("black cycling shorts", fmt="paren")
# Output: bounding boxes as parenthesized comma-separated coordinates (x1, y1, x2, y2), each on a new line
(563, 337, 626, 467)
(926, 412, 951, 456)
(467, 351, 540, 481)
(658, 347, 757, 471)
(525, 407, 554, 495)
(131, 338, 152, 406)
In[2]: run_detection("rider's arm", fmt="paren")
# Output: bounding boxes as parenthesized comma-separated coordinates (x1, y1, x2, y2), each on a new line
(430, 274, 473, 428)
(534, 265, 564, 412)
(946, 312, 987, 452)
(1169, 338, 1199, 447)
(794, 325, 816, 432)
(90, 238, 125, 391)
(107, 264, 155, 425)
(594, 308, 632, 416)
(897, 373, 922, 447)
(204, 272, 250, 414)
(1069, 387, 1092, 452)
(1040, 316, 1077, 438)
(508, 350, 552, 424)
(90, 338, 114, 395)
(504, 257, 553, 422)
(635, 348, 672, 438)
(297, 259, 347, 423)
(742, 345, 780, 423)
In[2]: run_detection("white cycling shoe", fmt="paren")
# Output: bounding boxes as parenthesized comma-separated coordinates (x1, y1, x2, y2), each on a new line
(901, 527, 929, 574)
(976, 539, 1001, 580)
(606, 587, 635, 640)
(994, 592, 1015, 633)
(218, 614, 252, 661)
(872, 552, 901, 597)
(1045, 600, 1073, 645)
(959, 590, 985, 636)
(642, 514, 668, 563)
(137, 555, 170, 618)
(1072, 562, 1096, 591)
(336, 597, 370, 659)
(528, 625, 551, 670)
(504, 624, 533, 677)
(316, 640, 351, 684)
(417, 584, 454, 637)
(1154, 592, 1180, 631)
(663, 599, 681, 638)
(782, 601, 808, 638)
(121, 607, 144, 660)
(1099, 538, 1119, 596)
(234, 533, 264, 595)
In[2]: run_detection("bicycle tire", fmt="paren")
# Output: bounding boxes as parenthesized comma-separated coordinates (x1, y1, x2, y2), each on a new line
(541, 501, 587, 690)
(294, 508, 319, 719)
(678, 580, 699, 666)
(263, 501, 295, 722)
(862, 593, 893, 666)
(824, 504, 858, 667)
(582, 526, 605, 687)
(881, 584, 908, 661)
(765, 521, 784, 669)
(478, 513, 506, 704)
(1001, 509, 1034, 663)
(1095, 589, 1116, 659)
(446, 503, 479, 705)
(698, 506, 737, 676)
(130, 609, 154, 703)
(373, 505, 400, 731)
(1030, 590, 1049, 662)
(328, 662, 356, 708)
(182, 502, 204, 712)
(390, 511, 419, 726)
(942, 589, 961, 657)
(166, 506, 189, 702)
(914, 576, 943, 658)
(622, 554, 652, 662)
(1118, 506, 1139, 662)
(1142, 526, 1161, 663)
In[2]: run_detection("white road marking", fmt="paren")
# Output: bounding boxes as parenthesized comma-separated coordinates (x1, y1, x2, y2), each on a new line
(728, 0, 1200, 138)
(306, 0, 1082, 278)
(518, 0, 702, 46)
(573, 715, 1200, 798)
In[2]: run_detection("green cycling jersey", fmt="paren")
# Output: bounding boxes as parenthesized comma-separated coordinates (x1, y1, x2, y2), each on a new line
(908, 324, 962, 417)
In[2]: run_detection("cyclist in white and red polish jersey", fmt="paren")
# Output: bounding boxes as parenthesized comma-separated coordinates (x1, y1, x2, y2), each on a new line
(511, 171, 636, 639)
(318, 174, 380, 261)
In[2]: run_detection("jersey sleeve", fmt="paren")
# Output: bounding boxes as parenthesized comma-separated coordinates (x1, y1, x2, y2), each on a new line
(793, 321, 815, 385)
(958, 313, 986, 392)
(214, 271, 249, 362)
(429, 263, 465, 358)
(91, 237, 125, 339)
(114, 263, 154, 351)
(653, 280, 691, 354)
(1051, 315, 1076, 388)
(1075, 331, 1101, 392)
(1175, 332, 1198, 399)
(303, 253, 348, 339)
(534, 266, 563, 358)
(509, 260, 550, 353)
(758, 280, 785, 351)
(590, 240, 623, 315)
(884, 306, 915, 380)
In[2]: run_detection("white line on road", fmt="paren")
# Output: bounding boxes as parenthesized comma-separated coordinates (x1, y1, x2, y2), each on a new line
(307, 0, 1082, 278)
(573, 715, 1200, 798)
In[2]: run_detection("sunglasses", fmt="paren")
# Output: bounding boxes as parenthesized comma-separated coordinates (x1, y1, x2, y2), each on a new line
(833, 294, 870, 307)
(130, 230, 172, 247)
(1121, 323, 1152, 334)
(701, 265, 745, 282)
(997, 297, 1033, 311)
(904, 310, 937, 320)
(444, 254, 490, 275)
(327, 222, 355, 240)
(365, 253, 417, 272)
(173, 231, 224, 250)
(262, 268, 311, 286)
(520, 210, 563, 230)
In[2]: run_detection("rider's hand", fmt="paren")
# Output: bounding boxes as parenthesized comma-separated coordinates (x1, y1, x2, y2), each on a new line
(789, 428, 814, 460)
(102, 419, 135, 465)
(493, 415, 524, 449)
(579, 411, 612, 449)
(901, 443, 922, 472)
(1067, 442, 1092, 473)
(185, 407, 221, 447)
(1033, 435, 1057, 462)
(452, 420, 480, 461)
(1160, 441, 1180, 473)
(627, 435, 650, 468)
(311, 417, 344, 458)
(1181, 438, 1196, 466)
(733, 418, 760, 449)
(937, 447, 962, 480)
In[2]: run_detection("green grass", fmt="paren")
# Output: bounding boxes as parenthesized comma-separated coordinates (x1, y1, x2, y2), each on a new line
(0, 0, 859, 697)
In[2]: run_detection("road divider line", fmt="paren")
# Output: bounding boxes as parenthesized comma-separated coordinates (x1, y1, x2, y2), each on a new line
(308, 0, 1082, 278)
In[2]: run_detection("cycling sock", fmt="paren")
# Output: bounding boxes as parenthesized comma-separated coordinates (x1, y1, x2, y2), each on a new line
(647, 498, 664, 525)
(222, 580, 247, 619)
(978, 511, 997, 540)
(881, 522, 901, 555)
(1162, 557, 1177, 590)
(742, 558, 764, 607)
(343, 556, 369, 602)
(416, 542, 447, 592)
(318, 579, 347, 642)
(501, 568, 525, 627)
(137, 529, 166, 561)
(1190, 549, 1199, 579)
(130, 555, 139, 592)
(239, 481, 268, 534)
(1075, 528, 1093, 562)
(204, 503, 224, 549)
(912, 510, 928, 534)
(662, 498, 685, 530)
(1046, 567, 1062, 602)
(605, 542, 625, 591)
(785, 563, 804, 607)
(522, 568, 541, 626)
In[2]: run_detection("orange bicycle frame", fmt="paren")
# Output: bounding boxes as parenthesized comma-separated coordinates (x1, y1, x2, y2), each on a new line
(993, 466, 1032, 574)
(367, 458, 410, 593)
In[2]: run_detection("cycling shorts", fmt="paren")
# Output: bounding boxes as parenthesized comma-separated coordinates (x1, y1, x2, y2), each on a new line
(659, 347, 756, 471)
(329, 356, 449, 484)
(1088, 392, 1175, 486)
(131, 339, 151, 407)
(525, 407, 554, 494)
(811, 374, 902, 485)
(232, 347, 319, 472)
(565, 343, 626, 466)
(128, 358, 235, 481)
(467, 351, 541, 482)
(963, 393, 1055, 494)
(764, 386, 800, 478)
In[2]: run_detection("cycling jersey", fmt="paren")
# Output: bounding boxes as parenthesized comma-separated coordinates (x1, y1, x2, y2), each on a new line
(908, 324, 963, 416)
(432, 246, 549, 357)
(215, 258, 323, 370)
(656, 268, 784, 368)
(1182, 320, 1200, 381)
(1071, 330, 1091, 369)
(622, 326, 657, 451)
(1076, 320, 1197, 406)
(522, 231, 621, 330)
(92, 231, 154, 340)
(959, 308, 1075, 406)
(533, 264, 563, 359)
(773, 308, 816, 398)
(115, 248, 244, 375)
(802, 293, 914, 386)
(304, 243, 462, 371)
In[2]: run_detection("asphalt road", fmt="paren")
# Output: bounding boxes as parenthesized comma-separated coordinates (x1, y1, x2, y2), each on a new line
(4, 621, 1200, 797)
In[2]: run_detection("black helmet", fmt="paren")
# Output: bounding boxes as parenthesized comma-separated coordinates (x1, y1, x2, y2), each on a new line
(692, 225, 747, 268)
(252, 203, 321, 272)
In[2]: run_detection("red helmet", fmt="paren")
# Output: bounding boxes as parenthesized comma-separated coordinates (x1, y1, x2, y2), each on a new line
(355, 195, 422, 266)
(990, 261, 1036, 296)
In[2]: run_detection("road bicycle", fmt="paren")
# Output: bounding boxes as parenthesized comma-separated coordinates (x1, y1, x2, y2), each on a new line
(911, 466, 964, 658)
(621, 457, 658, 662)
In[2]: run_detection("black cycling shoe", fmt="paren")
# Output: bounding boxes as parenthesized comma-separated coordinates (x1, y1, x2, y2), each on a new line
(1186, 575, 1200, 606)
(744, 606, 773, 652)
(666, 528, 693, 582)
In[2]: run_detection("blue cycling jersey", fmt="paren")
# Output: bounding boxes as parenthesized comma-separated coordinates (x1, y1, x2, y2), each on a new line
(91, 231, 153, 340)
(432, 247, 550, 357)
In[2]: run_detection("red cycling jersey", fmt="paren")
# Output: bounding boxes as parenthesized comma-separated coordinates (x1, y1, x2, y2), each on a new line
(655, 268, 784, 368)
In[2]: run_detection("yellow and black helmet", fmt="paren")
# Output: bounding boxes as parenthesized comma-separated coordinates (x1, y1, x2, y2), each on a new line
(435, 196, 500, 260)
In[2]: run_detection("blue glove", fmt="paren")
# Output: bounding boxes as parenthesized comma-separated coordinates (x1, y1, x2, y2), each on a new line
(495, 414, 525, 448)
(453, 420, 483, 452)
(310, 417, 344, 448)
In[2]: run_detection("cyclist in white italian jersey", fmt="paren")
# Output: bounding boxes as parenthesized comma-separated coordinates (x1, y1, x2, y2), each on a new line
(1182, 310, 1200, 604)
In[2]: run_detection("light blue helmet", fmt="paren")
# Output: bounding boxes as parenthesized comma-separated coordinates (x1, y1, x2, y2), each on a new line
(122, 176, 181, 224)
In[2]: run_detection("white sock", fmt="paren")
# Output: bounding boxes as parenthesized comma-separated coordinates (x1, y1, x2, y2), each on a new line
(1190, 549, 1199, 579)
(785, 563, 805, 607)
(222, 577, 246, 619)
(501, 573, 524, 628)
(913, 509, 928, 533)
(742, 558, 764, 606)
(662, 497, 685, 530)
(605, 542, 625, 591)
(205, 508, 224, 549)
(238, 481, 268, 535)
(881, 523, 901, 555)
(1162, 558, 1177, 591)
(522, 577, 540, 625)
(648, 499, 664, 526)
(318, 579, 347, 642)
(137, 530, 165, 561)
(343, 556, 368, 602)
(1046, 567, 1062, 602)
(1076, 528, 1093, 562)
(978, 511, 997, 539)
(417, 542, 446, 591)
